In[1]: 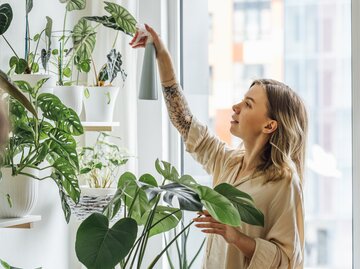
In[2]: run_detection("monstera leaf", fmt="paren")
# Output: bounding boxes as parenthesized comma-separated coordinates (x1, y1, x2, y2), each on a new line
(214, 183, 264, 226)
(72, 18, 96, 63)
(59, 0, 86, 12)
(0, 3, 12, 35)
(0, 69, 37, 118)
(76, 213, 138, 269)
(140, 205, 182, 237)
(143, 183, 203, 212)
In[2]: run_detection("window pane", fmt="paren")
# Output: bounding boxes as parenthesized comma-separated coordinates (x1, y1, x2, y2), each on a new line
(182, 0, 352, 268)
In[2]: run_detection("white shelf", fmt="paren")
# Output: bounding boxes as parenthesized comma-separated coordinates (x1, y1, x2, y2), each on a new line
(81, 122, 119, 132)
(0, 215, 41, 229)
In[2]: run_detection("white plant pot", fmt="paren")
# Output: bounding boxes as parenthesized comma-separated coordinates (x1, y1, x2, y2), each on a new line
(0, 167, 39, 218)
(83, 86, 119, 122)
(53, 85, 83, 115)
(12, 74, 56, 95)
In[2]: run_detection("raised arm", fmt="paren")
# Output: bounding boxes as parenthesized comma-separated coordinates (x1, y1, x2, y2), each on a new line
(131, 24, 193, 140)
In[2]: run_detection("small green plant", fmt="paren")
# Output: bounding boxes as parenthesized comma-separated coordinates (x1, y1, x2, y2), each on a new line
(0, 70, 83, 223)
(0, 2, 52, 75)
(75, 159, 264, 269)
(78, 132, 131, 188)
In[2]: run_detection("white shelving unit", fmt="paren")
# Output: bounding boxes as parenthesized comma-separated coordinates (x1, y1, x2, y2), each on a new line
(81, 121, 120, 132)
(0, 215, 41, 229)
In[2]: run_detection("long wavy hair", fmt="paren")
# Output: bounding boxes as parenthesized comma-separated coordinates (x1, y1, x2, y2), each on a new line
(251, 79, 308, 183)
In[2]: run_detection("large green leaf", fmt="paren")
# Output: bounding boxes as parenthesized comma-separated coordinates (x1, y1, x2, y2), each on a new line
(196, 185, 241, 227)
(0, 69, 37, 118)
(76, 213, 138, 269)
(143, 183, 203, 212)
(57, 108, 84, 136)
(37, 93, 71, 122)
(60, 0, 86, 12)
(48, 128, 79, 170)
(104, 2, 137, 36)
(72, 18, 96, 62)
(141, 206, 182, 237)
(214, 183, 264, 226)
(52, 156, 80, 203)
(155, 159, 180, 182)
(0, 3, 12, 35)
(118, 172, 151, 224)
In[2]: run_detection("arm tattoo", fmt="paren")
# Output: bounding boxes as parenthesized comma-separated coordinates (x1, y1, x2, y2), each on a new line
(162, 83, 193, 140)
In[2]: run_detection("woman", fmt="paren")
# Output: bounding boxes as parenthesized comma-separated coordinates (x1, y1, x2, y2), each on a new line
(131, 24, 307, 269)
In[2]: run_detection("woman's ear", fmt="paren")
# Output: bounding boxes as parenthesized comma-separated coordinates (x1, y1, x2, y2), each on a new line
(263, 120, 277, 134)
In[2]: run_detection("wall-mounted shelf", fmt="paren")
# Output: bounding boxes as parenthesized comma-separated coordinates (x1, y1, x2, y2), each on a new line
(0, 215, 41, 229)
(81, 122, 120, 132)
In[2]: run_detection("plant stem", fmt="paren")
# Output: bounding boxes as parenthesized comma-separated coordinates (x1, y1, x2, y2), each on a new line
(147, 221, 194, 269)
(18, 171, 53, 181)
(112, 31, 119, 49)
(2, 35, 20, 59)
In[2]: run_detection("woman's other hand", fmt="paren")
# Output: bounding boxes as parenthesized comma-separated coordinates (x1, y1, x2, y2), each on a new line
(193, 210, 241, 245)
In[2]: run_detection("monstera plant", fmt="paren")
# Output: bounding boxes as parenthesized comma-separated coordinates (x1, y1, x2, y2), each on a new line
(0, 70, 83, 222)
(75, 159, 264, 269)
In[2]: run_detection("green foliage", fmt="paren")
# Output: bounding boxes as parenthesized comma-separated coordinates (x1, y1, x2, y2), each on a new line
(75, 159, 264, 269)
(85, 2, 137, 36)
(75, 213, 138, 269)
(78, 132, 130, 188)
(1, 77, 83, 222)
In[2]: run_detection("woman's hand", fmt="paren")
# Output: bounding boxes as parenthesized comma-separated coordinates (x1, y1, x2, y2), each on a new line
(193, 210, 241, 245)
(193, 210, 256, 259)
(129, 24, 169, 59)
(129, 24, 176, 87)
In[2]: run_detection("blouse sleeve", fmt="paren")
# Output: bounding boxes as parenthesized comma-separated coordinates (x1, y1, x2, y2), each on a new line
(247, 175, 304, 269)
(184, 117, 239, 185)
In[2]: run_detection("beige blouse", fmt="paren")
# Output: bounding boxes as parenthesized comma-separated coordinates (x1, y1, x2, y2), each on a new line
(185, 117, 304, 269)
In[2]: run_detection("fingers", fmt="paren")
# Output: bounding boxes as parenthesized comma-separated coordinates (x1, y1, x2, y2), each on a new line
(193, 216, 219, 223)
(144, 24, 161, 48)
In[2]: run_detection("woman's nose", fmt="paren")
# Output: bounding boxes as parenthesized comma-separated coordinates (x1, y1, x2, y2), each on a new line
(232, 102, 242, 113)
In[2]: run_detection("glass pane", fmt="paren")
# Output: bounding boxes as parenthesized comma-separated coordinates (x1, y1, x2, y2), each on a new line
(182, 0, 352, 268)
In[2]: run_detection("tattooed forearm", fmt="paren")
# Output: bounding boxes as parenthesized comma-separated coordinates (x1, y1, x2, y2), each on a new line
(162, 83, 193, 140)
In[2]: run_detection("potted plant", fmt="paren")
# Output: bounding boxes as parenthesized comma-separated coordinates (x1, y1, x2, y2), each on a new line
(69, 132, 131, 220)
(0, 2, 55, 92)
(50, 0, 90, 115)
(75, 159, 264, 269)
(0, 70, 83, 221)
(81, 1, 137, 122)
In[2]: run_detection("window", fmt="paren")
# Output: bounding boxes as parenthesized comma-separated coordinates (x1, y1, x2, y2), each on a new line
(181, 0, 352, 268)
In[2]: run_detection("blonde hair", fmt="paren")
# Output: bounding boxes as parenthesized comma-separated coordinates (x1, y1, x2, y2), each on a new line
(251, 79, 308, 183)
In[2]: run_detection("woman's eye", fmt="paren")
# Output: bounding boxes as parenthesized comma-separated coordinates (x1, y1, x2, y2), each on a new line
(245, 102, 251, 108)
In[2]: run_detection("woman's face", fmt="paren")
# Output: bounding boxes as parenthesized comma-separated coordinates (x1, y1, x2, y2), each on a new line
(230, 84, 271, 141)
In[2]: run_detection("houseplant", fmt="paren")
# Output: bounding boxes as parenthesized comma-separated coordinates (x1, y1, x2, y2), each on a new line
(0, 70, 83, 222)
(50, 0, 91, 115)
(69, 132, 131, 220)
(75, 159, 264, 269)
(0, 2, 55, 93)
(82, 1, 137, 122)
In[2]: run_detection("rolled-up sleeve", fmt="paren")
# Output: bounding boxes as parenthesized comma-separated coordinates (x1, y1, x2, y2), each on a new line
(185, 117, 237, 182)
(247, 177, 304, 269)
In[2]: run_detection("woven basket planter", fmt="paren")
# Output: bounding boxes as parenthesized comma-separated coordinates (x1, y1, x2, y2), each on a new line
(68, 186, 122, 221)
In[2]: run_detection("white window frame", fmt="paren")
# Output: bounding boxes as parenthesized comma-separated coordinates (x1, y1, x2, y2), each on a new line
(351, 0, 360, 268)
